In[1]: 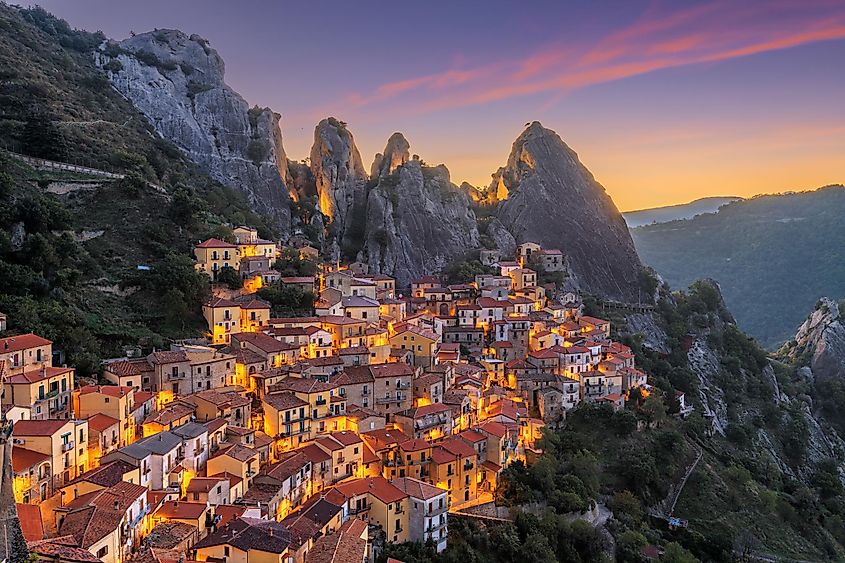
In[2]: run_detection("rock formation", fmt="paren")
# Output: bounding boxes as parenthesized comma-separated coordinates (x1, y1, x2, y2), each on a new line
(97, 30, 292, 232)
(309, 118, 369, 258)
(786, 298, 845, 380)
(493, 121, 643, 301)
(364, 133, 479, 286)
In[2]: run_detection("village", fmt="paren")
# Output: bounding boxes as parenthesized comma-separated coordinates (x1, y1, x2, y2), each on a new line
(0, 226, 682, 563)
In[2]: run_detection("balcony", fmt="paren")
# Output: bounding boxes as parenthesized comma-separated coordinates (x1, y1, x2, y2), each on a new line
(396, 381, 410, 390)
(349, 504, 370, 515)
(61, 441, 74, 452)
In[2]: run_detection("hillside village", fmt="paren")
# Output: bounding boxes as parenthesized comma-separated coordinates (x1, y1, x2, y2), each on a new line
(0, 225, 677, 563)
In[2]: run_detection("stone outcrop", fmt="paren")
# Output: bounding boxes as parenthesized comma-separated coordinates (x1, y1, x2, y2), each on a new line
(97, 29, 292, 232)
(364, 133, 479, 286)
(786, 298, 845, 380)
(493, 122, 643, 301)
(310, 118, 369, 258)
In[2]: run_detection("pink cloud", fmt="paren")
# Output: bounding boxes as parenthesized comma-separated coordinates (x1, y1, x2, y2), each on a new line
(332, 0, 845, 118)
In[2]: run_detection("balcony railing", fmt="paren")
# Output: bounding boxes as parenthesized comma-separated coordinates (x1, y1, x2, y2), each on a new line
(349, 504, 370, 515)
(61, 441, 74, 452)
(396, 381, 410, 390)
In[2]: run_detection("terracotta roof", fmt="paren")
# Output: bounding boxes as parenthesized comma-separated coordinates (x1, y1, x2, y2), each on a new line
(333, 366, 375, 385)
(145, 521, 198, 549)
(235, 332, 301, 353)
(304, 516, 367, 563)
(404, 403, 452, 418)
(239, 298, 270, 310)
(190, 389, 251, 409)
(212, 443, 259, 463)
(59, 482, 148, 548)
(17, 503, 44, 542)
(105, 358, 151, 377)
(476, 420, 507, 438)
(27, 537, 101, 562)
(369, 363, 414, 378)
(196, 238, 236, 248)
(5, 365, 73, 385)
(215, 504, 247, 527)
(147, 350, 189, 365)
(299, 443, 332, 464)
(66, 459, 136, 488)
(194, 517, 291, 554)
(86, 413, 119, 433)
(185, 477, 227, 493)
(440, 436, 477, 458)
(271, 376, 337, 394)
(398, 438, 431, 452)
(334, 476, 408, 505)
(263, 391, 308, 411)
(143, 401, 196, 426)
(155, 501, 208, 520)
(0, 333, 51, 353)
(391, 477, 446, 500)
(13, 419, 69, 437)
(12, 446, 50, 473)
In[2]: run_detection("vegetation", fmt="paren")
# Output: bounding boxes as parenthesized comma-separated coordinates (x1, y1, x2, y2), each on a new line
(256, 283, 314, 317)
(631, 186, 845, 347)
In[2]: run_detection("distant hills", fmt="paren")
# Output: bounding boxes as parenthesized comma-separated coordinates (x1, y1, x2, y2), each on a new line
(623, 196, 742, 227)
(631, 186, 845, 347)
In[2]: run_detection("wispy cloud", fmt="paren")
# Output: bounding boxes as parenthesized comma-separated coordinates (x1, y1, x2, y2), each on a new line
(333, 0, 845, 117)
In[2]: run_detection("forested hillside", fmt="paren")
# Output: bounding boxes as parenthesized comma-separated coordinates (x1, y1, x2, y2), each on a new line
(631, 186, 845, 348)
(0, 5, 274, 373)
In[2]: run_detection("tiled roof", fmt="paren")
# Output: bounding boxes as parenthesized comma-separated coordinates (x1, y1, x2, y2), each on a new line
(391, 477, 446, 500)
(155, 501, 208, 520)
(105, 358, 151, 376)
(66, 459, 137, 488)
(334, 476, 408, 505)
(263, 391, 308, 411)
(304, 516, 367, 563)
(11, 447, 49, 473)
(86, 413, 119, 433)
(16, 503, 44, 542)
(59, 482, 148, 548)
(12, 419, 69, 437)
(194, 517, 291, 554)
(147, 350, 189, 365)
(79, 384, 133, 398)
(5, 366, 73, 385)
(196, 238, 236, 248)
(0, 333, 51, 353)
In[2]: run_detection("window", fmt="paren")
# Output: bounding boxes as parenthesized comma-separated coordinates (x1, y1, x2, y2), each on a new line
(96, 546, 109, 558)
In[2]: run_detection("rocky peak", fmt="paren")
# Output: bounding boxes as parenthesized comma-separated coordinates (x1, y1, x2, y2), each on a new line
(371, 132, 410, 178)
(97, 29, 292, 233)
(364, 134, 479, 286)
(493, 121, 644, 301)
(309, 118, 368, 258)
(784, 298, 845, 380)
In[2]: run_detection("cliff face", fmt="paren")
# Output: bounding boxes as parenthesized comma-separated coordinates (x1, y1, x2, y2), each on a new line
(364, 133, 479, 286)
(309, 118, 369, 259)
(97, 29, 292, 232)
(785, 298, 845, 380)
(494, 122, 643, 301)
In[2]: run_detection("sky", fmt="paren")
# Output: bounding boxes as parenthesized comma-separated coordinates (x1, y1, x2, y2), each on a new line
(30, 0, 845, 211)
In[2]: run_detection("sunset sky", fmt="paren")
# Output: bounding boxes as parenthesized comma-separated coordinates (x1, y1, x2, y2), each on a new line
(32, 0, 845, 211)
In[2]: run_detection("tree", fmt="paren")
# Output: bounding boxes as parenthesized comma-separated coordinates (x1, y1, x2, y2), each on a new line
(216, 265, 242, 289)
(616, 530, 647, 562)
(662, 542, 700, 563)
(21, 109, 67, 161)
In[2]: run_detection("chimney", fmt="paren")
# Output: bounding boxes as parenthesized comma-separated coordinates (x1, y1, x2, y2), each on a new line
(268, 527, 273, 537)
(114, 500, 119, 510)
